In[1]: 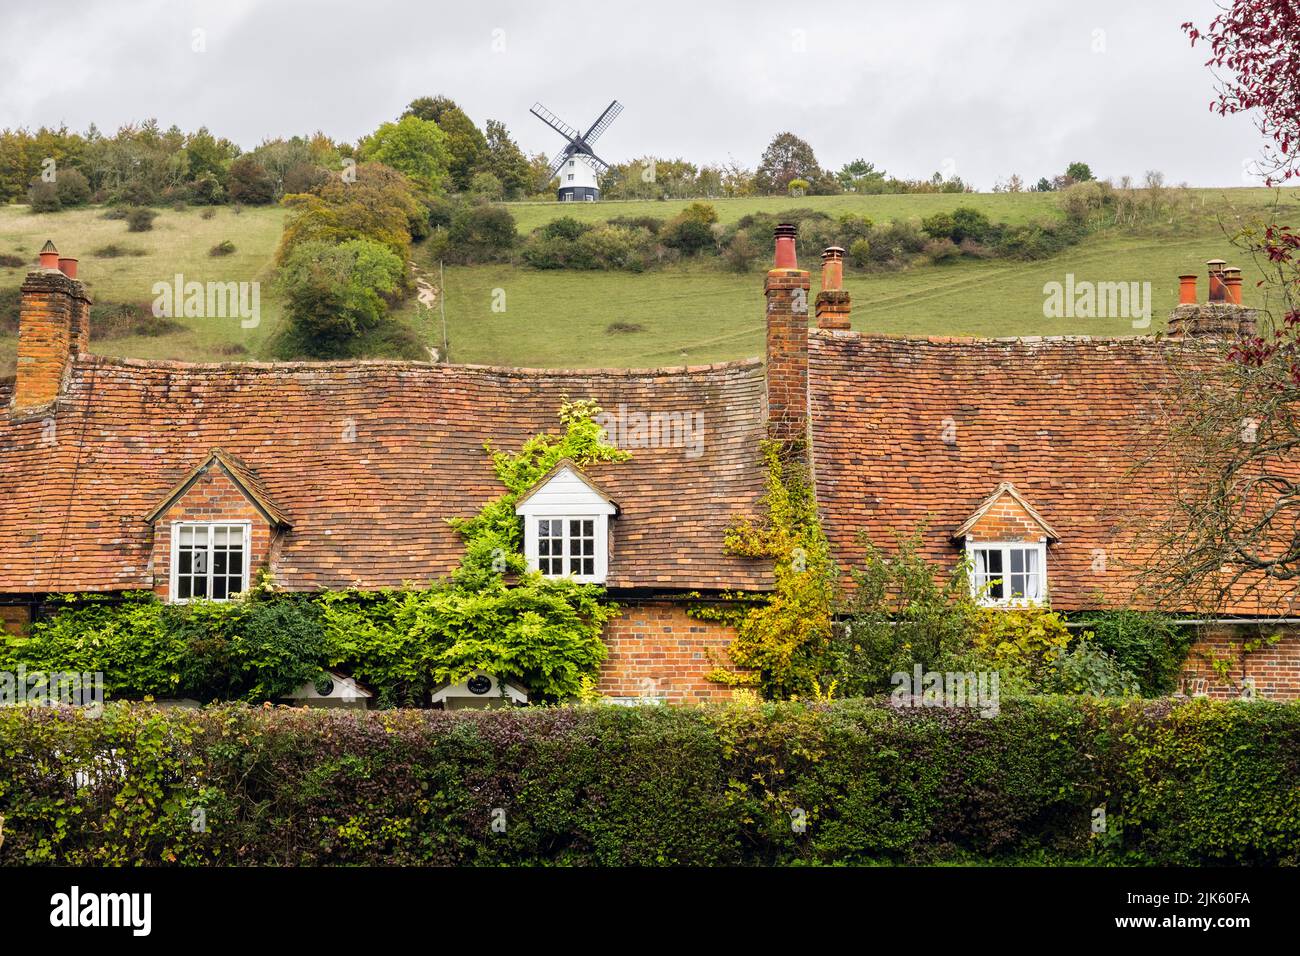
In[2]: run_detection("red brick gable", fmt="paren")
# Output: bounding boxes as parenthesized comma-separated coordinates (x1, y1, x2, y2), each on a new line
(147, 464, 277, 599)
(955, 483, 1059, 543)
(0, 356, 770, 594)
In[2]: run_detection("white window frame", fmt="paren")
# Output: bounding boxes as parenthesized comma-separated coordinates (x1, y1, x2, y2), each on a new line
(169, 520, 252, 603)
(522, 513, 610, 584)
(965, 537, 1047, 607)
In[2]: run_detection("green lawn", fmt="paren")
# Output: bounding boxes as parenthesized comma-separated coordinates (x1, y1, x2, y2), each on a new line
(431, 232, 1281, 368)
(0, 204, 285, 373)
(2, 190, 1295, 374)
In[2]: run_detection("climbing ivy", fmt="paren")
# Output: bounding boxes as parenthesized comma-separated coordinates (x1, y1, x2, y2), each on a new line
(711, 441, 836, 699)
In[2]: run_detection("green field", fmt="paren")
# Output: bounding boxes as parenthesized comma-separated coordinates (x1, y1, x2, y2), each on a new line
(1, 188, 1294, 374)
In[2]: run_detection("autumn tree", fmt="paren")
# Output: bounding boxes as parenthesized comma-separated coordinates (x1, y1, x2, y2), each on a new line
(1184, 2, 1300, 183)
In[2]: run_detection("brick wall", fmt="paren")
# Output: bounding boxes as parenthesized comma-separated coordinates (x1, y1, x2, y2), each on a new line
(599, 601, 744, 704)
(0, 605, 31, 637)
(966, 497, 1046, 543)
(765, 268, 811, 444)
(150, 467, 275, 598)
(1179, 626, 1300, 700)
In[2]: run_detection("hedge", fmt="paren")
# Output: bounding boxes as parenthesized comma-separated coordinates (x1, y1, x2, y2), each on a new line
(0, 697, 1296, 866)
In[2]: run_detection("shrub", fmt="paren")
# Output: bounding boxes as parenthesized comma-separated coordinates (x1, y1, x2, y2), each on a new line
(90, 244, 146, 259)
(607, 214, 663, 235)
(126, 207, 157, 232)
(1073, 610, 1195, 695)
(226, 155, 276, 205)
(209, 240, 236, 257)
(541, 216, 590, 241)
(89, 301, 185, 339)
(188, 172, 225, 205)
(923, 237, 960, 263)
(55, 169, 91, 207)
(26, 180, 60, 213)
(0, 253, 25, 268)
(848, 237, 871, 268)
(1, 698, 1296, 866)
(469, 171, 504, 200)
(446, 203, 516, 262)
(661, 216, 715, 255)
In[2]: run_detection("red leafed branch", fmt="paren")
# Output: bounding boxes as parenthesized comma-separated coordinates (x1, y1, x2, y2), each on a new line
(1184, 1, 1300, 184)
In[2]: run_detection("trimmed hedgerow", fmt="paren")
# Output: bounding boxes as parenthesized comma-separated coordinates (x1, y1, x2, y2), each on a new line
(0, 697, 1294, 866)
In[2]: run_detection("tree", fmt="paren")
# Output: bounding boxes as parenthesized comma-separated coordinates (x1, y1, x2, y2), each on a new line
(754, 132, 823, 194)
(278, 238, 405, 356)
(1185, 2, 1300, 183)
(1035, 177, 1054, 192)
(483, 119, 530, 199)
(359, 116, 450, 196)
(227, 155, 276, 204)
(836, 158, 887, 193)
(403, 97, 486, 192)
(1065, 161, 1095, 182)
(277, 162, 427, 263)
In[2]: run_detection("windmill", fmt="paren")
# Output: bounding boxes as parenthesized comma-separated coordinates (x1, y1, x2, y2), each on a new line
(530, 100, 623, 201)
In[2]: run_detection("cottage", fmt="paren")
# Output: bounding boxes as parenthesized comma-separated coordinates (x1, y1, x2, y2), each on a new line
(1, 231, 1297, 701)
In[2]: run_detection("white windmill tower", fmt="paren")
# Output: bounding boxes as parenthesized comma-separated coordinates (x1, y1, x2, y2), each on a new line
(530, 100, 623, 201)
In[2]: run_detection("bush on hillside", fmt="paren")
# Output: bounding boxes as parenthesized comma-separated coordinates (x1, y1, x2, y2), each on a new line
(126, 207, 157, 232)
(445, 203, 516, 263)
(277, 237, 405, 355)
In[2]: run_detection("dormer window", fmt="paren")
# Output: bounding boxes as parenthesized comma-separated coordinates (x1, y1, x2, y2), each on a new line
(515, 459, 617, 584)
(952, 482, 1058, 608)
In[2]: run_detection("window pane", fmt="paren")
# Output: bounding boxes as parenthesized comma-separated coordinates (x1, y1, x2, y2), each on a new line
(193, 550, 208, 574)
(1010, 549, 1024, 573)
(213, 551, 228, 575)
(213, 577, 228, 600)
(193, 575, 208, 598)
(178, 576, 191, 599)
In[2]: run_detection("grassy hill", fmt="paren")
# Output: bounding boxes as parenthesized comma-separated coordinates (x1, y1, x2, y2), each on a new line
(1, 188, 1294, 374)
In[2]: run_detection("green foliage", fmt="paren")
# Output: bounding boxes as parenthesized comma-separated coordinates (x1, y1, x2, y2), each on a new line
(837, 529, 980, 696)
(1047, 638, 1140, 696)
(0, 591, 329, 702)
(971, 606, 1073, 686)
(360, 115, 450, 195)
(319, 577, 613, 705)
(445, 203, 516, 263)
(125, 207, 157, 232)
(2, 697, 1295, 866)
(721, 443, 835, 698)
(277, 238, 405, 355)
(1073, 610, 1194, 695)
(278, 162, 427, 264)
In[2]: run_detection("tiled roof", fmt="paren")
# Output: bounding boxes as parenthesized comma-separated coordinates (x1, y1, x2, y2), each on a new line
(808, 331, 1244, 612)
(0, 356, 770, 594)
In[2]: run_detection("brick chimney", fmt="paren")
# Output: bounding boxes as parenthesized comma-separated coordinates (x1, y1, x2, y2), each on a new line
(815, 246, 851, 330)
(11, 240, 91, 416)
(1167, 259, 1256, 340)
(765, 224, 811, 444)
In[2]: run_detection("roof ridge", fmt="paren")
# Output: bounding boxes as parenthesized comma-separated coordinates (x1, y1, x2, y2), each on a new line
(77, 354, 764, 377)
(809, 330, 1197, 347)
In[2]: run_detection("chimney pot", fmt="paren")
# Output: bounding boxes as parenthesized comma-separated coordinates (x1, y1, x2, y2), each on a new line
(773, 223, 798, 270)
(820, 246, 845, 291)
(1178, 274, 1198, 305)
(57, 257, 78, 279)
(1223, 267, 1243, 306)
(1207, 259, 1228, 303)
(38, 239, 59, 270)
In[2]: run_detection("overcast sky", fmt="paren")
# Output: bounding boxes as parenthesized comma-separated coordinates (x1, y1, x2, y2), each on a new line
(0, 0, 1269, 188)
